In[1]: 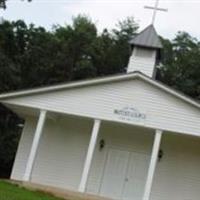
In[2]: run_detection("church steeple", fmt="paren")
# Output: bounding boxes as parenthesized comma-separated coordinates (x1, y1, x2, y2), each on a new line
(127, 25, 162, 78)
(127, 0, 167, 78)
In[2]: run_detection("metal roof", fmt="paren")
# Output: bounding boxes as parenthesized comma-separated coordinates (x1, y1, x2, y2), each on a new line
(129, 25, 163, 49)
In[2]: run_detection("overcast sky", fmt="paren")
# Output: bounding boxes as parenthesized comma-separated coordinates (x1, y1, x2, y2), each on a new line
(1, 0, 200, 39)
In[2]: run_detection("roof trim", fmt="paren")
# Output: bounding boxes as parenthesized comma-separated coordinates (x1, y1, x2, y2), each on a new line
(0, 72, 199, 109)
(0, 73, 138, 99)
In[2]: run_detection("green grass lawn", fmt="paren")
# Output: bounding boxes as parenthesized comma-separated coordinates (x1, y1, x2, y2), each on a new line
(0, 181, 64, 200)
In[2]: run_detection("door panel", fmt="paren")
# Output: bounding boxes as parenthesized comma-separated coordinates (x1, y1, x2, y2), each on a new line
(122, 152, 150, 200)
(100, 149, 150, 200)
(100, 149, 130, 199)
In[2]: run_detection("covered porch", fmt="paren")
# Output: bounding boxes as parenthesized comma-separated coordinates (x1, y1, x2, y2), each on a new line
(10, 107, 200, 200)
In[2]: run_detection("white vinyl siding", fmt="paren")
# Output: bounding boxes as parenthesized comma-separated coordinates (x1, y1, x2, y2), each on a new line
(31, 117, 92, 190)
(127, 47, 157, 76)
(151, 133, 200, 200)
(11, 117, 37, 180)
(4, 79, 200, 136)
(11, 116, 92, 190)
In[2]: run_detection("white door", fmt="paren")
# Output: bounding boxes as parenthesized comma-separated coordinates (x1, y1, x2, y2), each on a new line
(100, 149, 130, 199)
(100, 149, 150, 200)
(122, 152, 150, 200)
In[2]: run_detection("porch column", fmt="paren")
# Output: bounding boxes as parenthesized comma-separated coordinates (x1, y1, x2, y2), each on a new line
(143, 129, 163, 200)
(23, 110, 47, 181)
(79, 119, 101, 192)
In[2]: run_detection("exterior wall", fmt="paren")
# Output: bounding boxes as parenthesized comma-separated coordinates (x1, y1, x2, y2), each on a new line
(127, 47, 156, 77)
(31, 116, 92, 190)
(151, 133, 200, 200)
(86, 123, 154, 195)
(4, 79, 200, 136)
(11, 115, 92, 190)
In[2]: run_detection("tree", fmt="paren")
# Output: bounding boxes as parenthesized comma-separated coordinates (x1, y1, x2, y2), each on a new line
(54, 15, 98, 80)
(111, 17, 139, 73)
(0, 0, 6, 9)
(159, 32, 200, 99)
(0, 105, 22, 178)
(92, 17, 139, 76)
(0, 0, 31, 9)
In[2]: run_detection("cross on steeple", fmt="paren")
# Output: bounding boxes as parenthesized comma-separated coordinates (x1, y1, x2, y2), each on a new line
(144, 0, 168, 25)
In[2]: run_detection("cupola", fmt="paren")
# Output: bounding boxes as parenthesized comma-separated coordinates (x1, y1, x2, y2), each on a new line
(127, 25, 162, 78)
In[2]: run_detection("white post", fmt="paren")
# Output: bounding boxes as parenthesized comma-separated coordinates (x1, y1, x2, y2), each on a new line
(23, 110, 47, 181)
(79, 119, 101, 192)
(143, 129, 163, 200)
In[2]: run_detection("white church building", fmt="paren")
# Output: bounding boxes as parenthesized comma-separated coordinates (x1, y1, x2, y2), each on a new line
(0, 24, 200, 200)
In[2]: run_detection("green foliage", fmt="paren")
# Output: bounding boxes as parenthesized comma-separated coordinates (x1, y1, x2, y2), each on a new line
(0, 0, 6, 9)
(0, 0, 31, 9)
(0, 106, 22, 178)
(0, 181, 63, 200)
(92, 17, 139, 76)
(159, 32, 200, 99)
(55, 15, 98, 80)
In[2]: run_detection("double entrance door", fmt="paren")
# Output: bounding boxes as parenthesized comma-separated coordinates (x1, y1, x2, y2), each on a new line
(100, 148, 150, 200)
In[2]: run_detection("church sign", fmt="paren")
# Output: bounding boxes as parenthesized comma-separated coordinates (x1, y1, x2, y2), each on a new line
(114, 106, 146, 122)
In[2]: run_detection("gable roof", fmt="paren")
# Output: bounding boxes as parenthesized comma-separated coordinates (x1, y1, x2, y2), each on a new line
(0, 71, 199, 110)
(129, 25, 163, 49)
